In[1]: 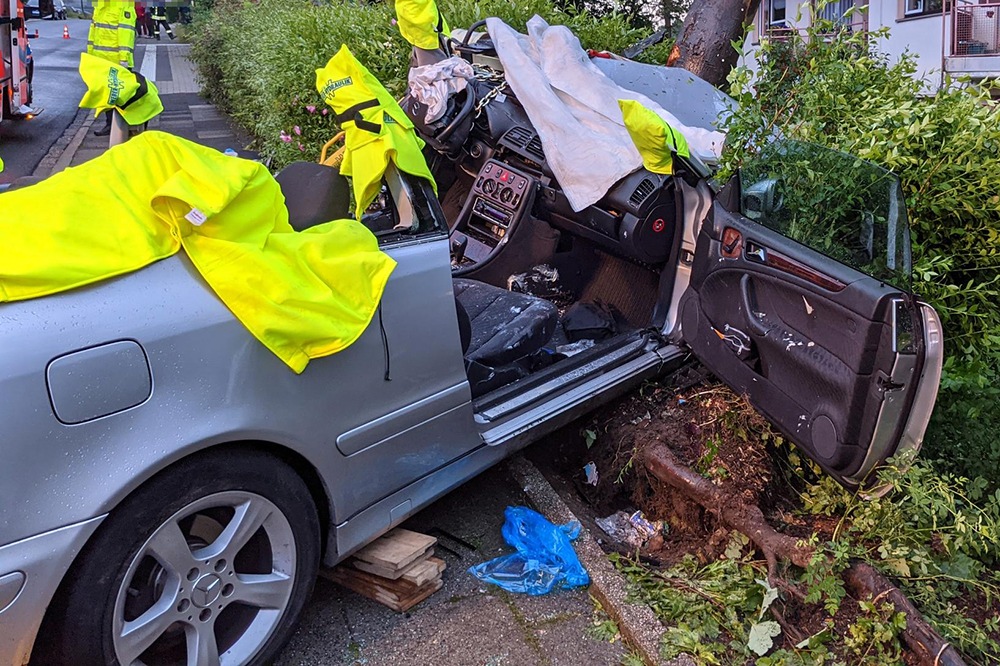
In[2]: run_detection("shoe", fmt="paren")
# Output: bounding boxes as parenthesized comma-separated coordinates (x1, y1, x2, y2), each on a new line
(94, 124, 111, 137)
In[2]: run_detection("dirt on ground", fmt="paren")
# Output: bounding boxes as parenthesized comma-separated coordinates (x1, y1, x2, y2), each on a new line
(529, 366, 995, 664)
(536, 370, 790, 567)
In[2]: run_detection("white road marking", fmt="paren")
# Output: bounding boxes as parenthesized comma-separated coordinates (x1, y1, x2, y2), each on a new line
(139, 44, 157, 83)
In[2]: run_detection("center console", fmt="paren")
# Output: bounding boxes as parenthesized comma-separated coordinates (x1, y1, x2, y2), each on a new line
(452, 159, 536, 269)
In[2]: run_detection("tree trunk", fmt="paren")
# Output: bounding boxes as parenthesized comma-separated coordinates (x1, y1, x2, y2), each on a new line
(672, 0, 763, 86)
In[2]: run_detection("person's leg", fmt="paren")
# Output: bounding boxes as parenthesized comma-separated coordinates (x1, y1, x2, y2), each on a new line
(94, 110, 113, 136)
(164, 20, 175, 40)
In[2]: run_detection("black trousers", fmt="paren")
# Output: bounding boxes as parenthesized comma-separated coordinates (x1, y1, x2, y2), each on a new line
(152, 18, 174, 39)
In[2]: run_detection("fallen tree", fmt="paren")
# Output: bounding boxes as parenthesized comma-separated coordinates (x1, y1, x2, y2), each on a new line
(642, 442, 969, 666)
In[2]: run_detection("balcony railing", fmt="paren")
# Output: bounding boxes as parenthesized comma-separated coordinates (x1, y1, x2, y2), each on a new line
(760, 1, 868, 42)
(952, 1, 1000, 57)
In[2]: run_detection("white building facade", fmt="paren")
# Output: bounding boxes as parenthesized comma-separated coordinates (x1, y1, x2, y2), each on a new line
(744, 0, 1000, 91)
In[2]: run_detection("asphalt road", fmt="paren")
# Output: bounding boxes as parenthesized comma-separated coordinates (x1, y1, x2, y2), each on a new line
(0, 17, 89, 183)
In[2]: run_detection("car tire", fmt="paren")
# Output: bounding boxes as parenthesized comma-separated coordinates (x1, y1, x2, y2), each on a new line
(33, 449, 320, 666)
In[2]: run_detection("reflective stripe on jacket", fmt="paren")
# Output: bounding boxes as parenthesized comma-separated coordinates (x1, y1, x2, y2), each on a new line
(79, 52, 163, 125)
(87, 0, 136, 67)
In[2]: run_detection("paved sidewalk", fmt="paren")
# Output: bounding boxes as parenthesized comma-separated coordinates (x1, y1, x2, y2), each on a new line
(277, 461, 627, 666)
(38, 41, 256, 175)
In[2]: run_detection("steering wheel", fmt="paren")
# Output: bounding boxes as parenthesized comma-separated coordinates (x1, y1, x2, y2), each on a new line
(435, 87, 476, 144)
(460, 20, 489, 49)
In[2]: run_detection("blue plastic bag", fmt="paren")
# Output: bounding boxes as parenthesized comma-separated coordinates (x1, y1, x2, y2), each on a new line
(468, 506, 590, 595)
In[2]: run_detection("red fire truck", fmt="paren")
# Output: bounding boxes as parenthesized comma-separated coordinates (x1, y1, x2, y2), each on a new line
(1, 0, 37, 121)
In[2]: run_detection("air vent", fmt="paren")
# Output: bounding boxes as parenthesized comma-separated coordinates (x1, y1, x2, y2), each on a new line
(503, 126, 532, 149)
(526, 135, 545, 161)
(629, 178, 656, 208)
(501, 127, 546, 164)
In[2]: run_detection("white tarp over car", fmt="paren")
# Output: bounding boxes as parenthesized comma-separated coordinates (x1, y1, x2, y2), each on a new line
(486, 15, 727, 212)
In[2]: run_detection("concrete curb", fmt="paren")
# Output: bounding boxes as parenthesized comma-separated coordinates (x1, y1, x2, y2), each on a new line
(508, 455, 670, 666)
(32, 107, 95, 178)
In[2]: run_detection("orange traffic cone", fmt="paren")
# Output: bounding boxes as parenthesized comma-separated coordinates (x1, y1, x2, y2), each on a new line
(62, 25, 70, 39)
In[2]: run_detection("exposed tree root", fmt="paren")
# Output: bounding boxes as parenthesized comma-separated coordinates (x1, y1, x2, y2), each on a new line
(641, 442, 968, 666)
(845, 562, 968, 666)
(642, 443, 815, 578)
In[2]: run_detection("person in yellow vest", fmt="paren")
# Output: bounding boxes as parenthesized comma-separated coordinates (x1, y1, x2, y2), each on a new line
(88, 0, 137, 136)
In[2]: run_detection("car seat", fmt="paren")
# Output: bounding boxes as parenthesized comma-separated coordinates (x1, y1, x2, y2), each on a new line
(453, 278, 558, 396)
(275, 161, 352, 231)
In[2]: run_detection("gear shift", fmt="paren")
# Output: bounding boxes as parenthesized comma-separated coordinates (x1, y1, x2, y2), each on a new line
(451, 235, 468, 266)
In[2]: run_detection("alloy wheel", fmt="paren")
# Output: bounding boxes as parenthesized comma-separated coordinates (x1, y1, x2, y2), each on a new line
(111, 491, 297, 666)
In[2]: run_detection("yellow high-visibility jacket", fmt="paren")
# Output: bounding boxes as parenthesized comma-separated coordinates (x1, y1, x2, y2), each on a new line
(619, 99, 691, 176)
(316, 45, 436, 219)
(79, 52, 163, 125)
(395, 0, 449, 51)
(0, 132, 396, 373)
(88, 0, 137, 68)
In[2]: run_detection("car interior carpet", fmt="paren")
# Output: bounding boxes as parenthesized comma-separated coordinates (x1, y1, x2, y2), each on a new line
(551, 245, 659, 328)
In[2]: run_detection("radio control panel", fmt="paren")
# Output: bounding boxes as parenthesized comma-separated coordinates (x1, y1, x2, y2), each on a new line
(468, 160, 533, 242)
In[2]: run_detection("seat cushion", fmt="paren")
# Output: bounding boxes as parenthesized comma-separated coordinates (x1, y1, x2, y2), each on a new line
(275, 161, 352, 231)
(454, 278, 558, 367)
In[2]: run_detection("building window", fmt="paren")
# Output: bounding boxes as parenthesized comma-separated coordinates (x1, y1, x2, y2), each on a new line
(904, 0, 944, 17)
(768, 0, 788, 24)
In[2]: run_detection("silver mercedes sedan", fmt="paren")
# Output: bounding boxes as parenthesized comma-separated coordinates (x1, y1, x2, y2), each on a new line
(0, 63, 941, 666)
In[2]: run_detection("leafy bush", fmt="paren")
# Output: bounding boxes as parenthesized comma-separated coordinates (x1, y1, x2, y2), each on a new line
(798, 459, 1000, 663)
(723, 14, 1000, 488)
(188, 0, 673, 167)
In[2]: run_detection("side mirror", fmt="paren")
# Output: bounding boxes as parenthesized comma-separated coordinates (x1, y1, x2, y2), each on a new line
(741, 178, 783, 221)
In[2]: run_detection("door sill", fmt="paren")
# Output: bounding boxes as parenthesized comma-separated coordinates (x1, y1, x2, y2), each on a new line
(479, 342, 687, 446)
(474, 333, 648, 423)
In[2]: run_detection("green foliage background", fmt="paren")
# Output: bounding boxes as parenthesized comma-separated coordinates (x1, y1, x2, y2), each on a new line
(722, 17, 1000, 489)
(188, 0, 673, 168)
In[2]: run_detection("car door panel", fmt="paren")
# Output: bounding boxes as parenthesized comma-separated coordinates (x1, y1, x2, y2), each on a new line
(307, 237, 481, 521)
(681, 203, 929, 484)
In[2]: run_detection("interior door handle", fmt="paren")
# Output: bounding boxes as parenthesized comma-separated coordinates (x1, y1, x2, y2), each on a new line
(739, 274, 769, 336)
(745, 241, 767, 263)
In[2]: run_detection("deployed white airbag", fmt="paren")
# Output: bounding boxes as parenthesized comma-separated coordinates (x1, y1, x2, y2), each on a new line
(486, 16, 725, 211)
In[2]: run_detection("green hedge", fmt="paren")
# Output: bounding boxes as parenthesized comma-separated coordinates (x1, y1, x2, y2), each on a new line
(188, 0, 672, 167)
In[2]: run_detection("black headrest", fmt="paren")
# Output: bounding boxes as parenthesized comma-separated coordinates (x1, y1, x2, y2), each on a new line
(275, 161, 352, 231)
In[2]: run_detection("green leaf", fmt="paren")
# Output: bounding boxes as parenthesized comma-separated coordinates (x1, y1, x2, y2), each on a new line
(747, 620, 782, 656)
(756, 579, 779, 618)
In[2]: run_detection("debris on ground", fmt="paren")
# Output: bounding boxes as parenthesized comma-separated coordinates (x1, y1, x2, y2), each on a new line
(468, 506, 589, 595)
(530, 365, 999, 665)
(321, 528, 445, 612)
(594, 510, 666, 550)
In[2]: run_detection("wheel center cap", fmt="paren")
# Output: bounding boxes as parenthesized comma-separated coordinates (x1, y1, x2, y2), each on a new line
(191, 573, 222, 608)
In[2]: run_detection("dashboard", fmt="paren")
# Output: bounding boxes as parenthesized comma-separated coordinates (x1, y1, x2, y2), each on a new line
(451, 159, 536, 269)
